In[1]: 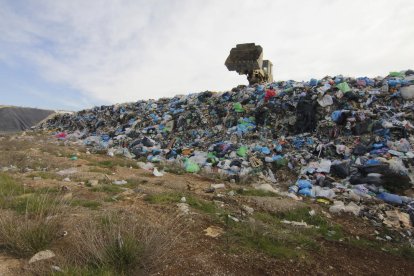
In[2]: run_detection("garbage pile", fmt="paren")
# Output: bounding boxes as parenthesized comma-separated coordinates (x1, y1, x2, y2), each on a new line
(40, 70, 414, 231)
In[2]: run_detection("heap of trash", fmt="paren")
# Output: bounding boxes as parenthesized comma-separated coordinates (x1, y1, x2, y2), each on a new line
(40, 70, 414, 232)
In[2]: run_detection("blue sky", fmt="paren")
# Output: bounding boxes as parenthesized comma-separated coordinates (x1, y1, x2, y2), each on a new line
(1, 0, 413, 111)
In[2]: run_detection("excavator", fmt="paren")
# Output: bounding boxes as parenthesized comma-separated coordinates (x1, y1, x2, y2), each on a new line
(225, 43, 273, 85)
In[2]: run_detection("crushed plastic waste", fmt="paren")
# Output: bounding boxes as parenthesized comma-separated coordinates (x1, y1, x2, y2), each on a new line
(39, 70, 414, 233)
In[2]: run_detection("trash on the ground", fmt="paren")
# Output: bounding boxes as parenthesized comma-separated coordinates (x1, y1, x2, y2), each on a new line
(203, 226, 224, 238)
(152, 167, 164, 177)
(211, 183, 225, 189)
(112, 180, 127, 185)
(281, 220, 316, 228)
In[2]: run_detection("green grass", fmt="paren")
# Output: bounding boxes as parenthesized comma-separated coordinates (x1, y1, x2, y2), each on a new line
(0, 215, 60, 257)
(0, 172, 25, 196)
(274, 207, 344, 240)
(145, 192, 217, 214)
(104, 234, 143, 273)
(35, 186, 61, 194)
(162, 163, 186, 175)
(123, 178, 148, 189)
(224, 218, 299, 258)
(400, 245, 414, 260)
(6, 193, 61, 215)
(88, 166, 113, 174)
(145, 192, 181, 204)
(222, 208, 344, 259)
(71, 199, 102, 210)
(90, 185, 123, 194)
(92, 159, 139, 169)
(236, 188, 278, 197)
(186, 196, 217, 214)
(28, 171, 60, 180)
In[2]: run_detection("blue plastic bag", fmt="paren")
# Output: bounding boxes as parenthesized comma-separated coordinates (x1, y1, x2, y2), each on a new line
(297, 180, 312, 189)
(377, 192, 402, 205)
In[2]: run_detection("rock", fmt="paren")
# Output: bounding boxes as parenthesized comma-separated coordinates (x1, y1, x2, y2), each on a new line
(242, 205, 254, 215)
(177, 203, 190, 214)
(88, 179, 99, 187)
(28, 250, 55, 264)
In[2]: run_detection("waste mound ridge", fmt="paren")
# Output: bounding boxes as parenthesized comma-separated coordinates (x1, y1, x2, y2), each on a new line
(41, 71, 414, 195)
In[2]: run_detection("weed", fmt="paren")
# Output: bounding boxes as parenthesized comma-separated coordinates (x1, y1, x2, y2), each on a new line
(6, 193, 60, 215)
(162, 163, 186, 175)
(88, 166, 113, 174)
(92, 159, 138, 169)
(0, 194, 64, 258)
(145, 192, 217, 214)
(236, 188, 277, 197)
(28, 171, 60, 180)
(0, 172, 25, 196)
(400, 245, 414, 260)
(56, 211, 182, 274)
(91, 185, 123, 195)
(123, 178, 147, 189)
(145, 192, 181, 204)
(186, 195, 217, 214)
(71, 199, 101, 210)
(224, 219, 299, 258)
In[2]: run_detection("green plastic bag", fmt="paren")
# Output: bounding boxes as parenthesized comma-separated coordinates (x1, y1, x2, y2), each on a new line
(185, 160, 200, 173)
(233, 102, 244, 113)
(336, 82, 351, 93)
(389, 71, 404, 78)
(275, 158, 288, 167)
(237, 146, 248, 157)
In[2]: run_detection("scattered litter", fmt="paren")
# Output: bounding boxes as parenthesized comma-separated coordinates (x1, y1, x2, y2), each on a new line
(112, 180, 127, 185)
(203, 226, 224, 238)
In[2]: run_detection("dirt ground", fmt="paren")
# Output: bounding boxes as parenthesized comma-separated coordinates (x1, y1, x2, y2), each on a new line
(0, 132, 414, 275)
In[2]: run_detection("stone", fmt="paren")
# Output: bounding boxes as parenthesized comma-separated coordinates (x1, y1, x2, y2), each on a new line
(29, 250, 55, 264)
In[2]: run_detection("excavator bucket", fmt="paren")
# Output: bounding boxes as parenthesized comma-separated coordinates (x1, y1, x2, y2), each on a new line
(225, 43, 263, 74)
(225, 43, 273, 84)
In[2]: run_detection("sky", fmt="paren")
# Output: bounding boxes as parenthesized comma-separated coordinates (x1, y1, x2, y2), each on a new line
(1, 0, 413, 111)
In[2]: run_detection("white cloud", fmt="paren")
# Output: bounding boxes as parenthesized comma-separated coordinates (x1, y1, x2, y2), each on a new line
(1, 0, 414, 106)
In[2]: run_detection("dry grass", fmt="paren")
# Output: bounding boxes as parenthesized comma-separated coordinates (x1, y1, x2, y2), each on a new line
(46, 210, 183, 275)
(0, 211, 62, 258)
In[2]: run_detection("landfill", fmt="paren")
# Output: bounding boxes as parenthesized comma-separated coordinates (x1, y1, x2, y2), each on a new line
(40, 70, 414, 235)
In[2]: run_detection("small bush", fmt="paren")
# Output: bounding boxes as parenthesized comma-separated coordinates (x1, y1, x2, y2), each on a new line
(71, 199, 101, 210)
(0, 213, 60, 257)
(236, 188, 277, 197)
(28, 171, 60, 180)
(56, 211, 182, 274)
(145, 192, 181, 204)
(0, 172, 25, 197)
